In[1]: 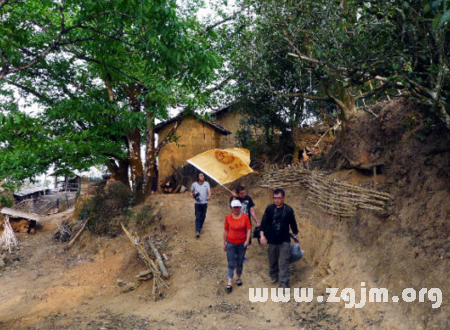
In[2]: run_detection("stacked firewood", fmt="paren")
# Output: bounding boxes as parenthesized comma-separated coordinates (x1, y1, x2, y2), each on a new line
(260, 166, 391, 218)
(259, 163, 315, 190)
(307, 172, 391, 217)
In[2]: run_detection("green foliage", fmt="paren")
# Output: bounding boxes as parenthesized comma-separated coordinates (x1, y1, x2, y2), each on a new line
(0, 0, 224, 192)
(134, 204, 155, 230)
(0, 193, 14, 208)
(230, 0, 450, 130)
(78, 182, 133, 236)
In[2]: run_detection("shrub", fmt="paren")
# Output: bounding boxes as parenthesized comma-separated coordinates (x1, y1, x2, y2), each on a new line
(78, 182, 133, 236)
(0, 193, 14, 209)
(134, 204, 155, 230)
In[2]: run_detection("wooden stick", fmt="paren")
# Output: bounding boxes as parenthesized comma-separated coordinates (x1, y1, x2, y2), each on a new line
(120, 222, 168, 297)
(64, 220, 87, 251)
(148, 240, 169, 279)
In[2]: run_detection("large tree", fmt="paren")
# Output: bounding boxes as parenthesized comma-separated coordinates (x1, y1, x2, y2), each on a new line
(0, 0, 223, 201)
(232, 0, 450, 130)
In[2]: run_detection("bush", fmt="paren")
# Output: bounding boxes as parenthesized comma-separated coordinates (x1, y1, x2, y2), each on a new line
(134, 204, 155, 230)
(79, 182, 133, 236)
(0, 193, 14, 208)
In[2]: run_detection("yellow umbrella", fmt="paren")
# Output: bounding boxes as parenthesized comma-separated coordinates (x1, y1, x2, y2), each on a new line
(187, 148, 254, 190)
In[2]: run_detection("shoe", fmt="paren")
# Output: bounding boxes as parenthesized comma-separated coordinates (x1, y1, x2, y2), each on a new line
(225, 285, 232, 293)
(236, 278, 243, 286)
(279, 282, 289, 288)
(243, 257, 248, 262)
(195, 232, 200, 238)
(270, 277, 278, 285)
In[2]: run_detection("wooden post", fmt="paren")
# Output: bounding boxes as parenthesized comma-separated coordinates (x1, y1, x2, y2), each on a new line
(148, 241, 169, 279)
(65, 220, 87, 251)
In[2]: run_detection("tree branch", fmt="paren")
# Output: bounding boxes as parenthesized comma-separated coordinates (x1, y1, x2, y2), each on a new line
(0, 0, 9, 11)
(200, 5, 250, 35)
(6, 80, 54, 104)
(274, 91, 332, 102)
(156, 115, 184, 153)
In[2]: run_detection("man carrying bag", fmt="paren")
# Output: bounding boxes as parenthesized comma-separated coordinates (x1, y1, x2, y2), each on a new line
(259, 188, 299, 288)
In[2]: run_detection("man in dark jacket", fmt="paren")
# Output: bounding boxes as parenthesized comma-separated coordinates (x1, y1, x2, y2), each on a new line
(260, 188, 299, 287)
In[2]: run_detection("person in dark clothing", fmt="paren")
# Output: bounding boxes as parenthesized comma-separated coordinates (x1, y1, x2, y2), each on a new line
(259, 188, 299, 287)
(230, 186, 259, 246)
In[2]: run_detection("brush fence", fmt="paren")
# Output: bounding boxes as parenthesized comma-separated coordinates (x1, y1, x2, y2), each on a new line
(259, 165, 391, 217)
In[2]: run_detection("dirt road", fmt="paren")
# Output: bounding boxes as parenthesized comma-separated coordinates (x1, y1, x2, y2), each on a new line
(0, 193, 312, 330)
(0, 190, 417, 330)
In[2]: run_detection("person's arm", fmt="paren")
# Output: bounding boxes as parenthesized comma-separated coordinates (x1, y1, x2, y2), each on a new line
(244, 214, 251, 247)
(224, 216, 229, 251)
(259, 207, 270, 245)
(289, 207, 299, 240)
(190, 183, 195, 199)
(245, 229, 251, 247)
(223, 230, 228, 251)
(207, 188, 211, 201)
(250, 207, 259, 227)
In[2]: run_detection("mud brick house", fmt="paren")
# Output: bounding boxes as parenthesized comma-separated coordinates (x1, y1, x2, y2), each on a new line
(155, 107, 243, 187)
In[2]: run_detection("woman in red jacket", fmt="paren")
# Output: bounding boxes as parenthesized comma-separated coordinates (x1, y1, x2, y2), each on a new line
(223, 199, 251, 293)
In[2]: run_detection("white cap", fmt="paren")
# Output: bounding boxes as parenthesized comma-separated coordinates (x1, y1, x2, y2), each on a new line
(230, 200, 242, 208)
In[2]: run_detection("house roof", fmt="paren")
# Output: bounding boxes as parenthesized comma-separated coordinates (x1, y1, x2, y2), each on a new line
(154, 113, 231, 135)
(212, 106, 231, 116)
(1, 207, 42, 222)
(13, 187, 51, 197)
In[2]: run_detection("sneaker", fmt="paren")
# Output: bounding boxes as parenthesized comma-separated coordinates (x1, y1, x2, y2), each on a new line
(270, 277, 278, 285)
(195, 232, 200, 238)
(243, 257, 248, 262)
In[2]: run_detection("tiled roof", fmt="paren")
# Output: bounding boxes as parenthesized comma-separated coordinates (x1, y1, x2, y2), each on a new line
(154, 113, 231, 135)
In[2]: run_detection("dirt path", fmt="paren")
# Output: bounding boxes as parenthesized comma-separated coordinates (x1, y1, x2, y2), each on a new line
(0, 194, 309, 330)
(0, 191, 415, 330)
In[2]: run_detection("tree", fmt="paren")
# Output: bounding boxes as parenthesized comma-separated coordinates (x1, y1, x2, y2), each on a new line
(0, 0, 222, 201)
(233, 0, 450, 130)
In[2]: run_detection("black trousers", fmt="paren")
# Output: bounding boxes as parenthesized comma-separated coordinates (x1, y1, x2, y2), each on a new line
(195, 203, 208, 233)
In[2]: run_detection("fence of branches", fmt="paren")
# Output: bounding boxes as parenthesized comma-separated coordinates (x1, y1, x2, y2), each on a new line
(259, 164, 391, 217)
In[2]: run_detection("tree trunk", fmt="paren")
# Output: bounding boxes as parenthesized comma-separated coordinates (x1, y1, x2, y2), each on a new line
(143, 112, 157, 198)
(127, 128, 144, 202)
(107, 159, 130, 188)
(336, 83, 357, 121)
(122, 84, 145, 202)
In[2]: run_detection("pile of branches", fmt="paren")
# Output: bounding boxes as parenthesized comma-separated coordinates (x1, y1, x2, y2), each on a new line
(0, 216, 19, 253)
(121, 222, 169, 299)
(307, 172, 391, 217)
(52, 220, 81, 242)
(259, 163, 311, 190)
(260, 166, 391, 217)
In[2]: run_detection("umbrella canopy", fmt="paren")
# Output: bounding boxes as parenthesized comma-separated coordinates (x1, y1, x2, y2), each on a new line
(187, 148, 254, 186)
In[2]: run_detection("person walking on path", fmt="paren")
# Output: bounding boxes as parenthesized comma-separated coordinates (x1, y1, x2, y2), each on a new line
(223, 199, 251, 293)
(259, 188, 299, 288)
(190, 172, 211, 238)
(229, 185, 260, 230)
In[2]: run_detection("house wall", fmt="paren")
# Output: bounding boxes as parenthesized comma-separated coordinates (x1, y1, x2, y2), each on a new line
(157, 117, 223, 184)
(214, 111, 242, 149)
